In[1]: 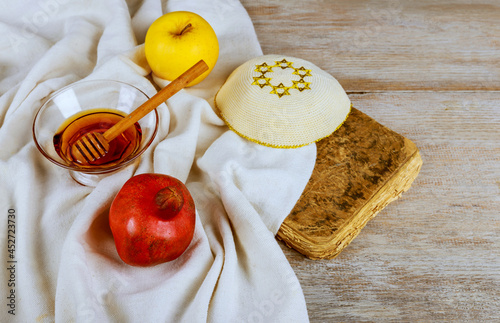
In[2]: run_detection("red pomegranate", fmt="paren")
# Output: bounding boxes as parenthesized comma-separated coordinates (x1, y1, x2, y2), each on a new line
(109, 173, 196, 266)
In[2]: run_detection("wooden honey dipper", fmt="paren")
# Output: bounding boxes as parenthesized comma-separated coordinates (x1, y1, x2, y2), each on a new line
(71, 60, 208, 164)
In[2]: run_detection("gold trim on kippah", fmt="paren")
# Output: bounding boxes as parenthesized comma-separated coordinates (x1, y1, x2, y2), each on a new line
(215, 101, 352, 149)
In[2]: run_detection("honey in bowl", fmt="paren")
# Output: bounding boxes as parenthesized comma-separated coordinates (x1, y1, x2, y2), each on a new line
(53, 108, 142, 168)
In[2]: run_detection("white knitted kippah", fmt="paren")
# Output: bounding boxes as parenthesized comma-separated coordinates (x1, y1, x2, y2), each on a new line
(215, 55, 351, 148)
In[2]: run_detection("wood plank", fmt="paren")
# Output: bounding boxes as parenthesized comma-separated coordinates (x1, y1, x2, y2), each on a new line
(241, 0, 500, 92)
(277, 107, 422, 259)
(240, 1, 500, 321)
(278, 92, 500, 322)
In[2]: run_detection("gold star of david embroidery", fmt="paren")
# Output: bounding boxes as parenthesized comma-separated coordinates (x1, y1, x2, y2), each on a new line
(270, 83, 291, 98)
(293, 66, 312, 78)
(254, 62, 274, 74)
(292, 80, 311, 91)
(275, 59, 294, 69)
(251, 58, 312, 98)
(252, 75, 272, 88)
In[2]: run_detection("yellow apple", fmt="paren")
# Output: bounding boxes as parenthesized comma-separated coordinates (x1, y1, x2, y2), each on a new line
(144, 11, 219, 87)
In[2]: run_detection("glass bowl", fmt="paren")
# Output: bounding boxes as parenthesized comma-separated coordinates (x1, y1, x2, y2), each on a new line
(33, 80, 159, 186)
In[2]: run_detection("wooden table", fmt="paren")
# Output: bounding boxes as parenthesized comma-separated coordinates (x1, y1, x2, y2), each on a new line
(240, 1, 500, 321)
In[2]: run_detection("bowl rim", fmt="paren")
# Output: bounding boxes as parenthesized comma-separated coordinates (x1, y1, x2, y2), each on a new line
(32, 79, 159, 173)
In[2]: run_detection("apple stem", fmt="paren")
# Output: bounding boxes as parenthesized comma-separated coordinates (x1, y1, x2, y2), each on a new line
(155, 186, 184, 218)
(179, 23, 192, 36)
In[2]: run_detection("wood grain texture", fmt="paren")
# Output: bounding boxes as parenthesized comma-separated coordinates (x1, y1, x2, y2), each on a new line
(278, 108, 422, 260)
(240, 0, 500, 321)
(282, 92, 500, 322)
(241, 0, 500, 92)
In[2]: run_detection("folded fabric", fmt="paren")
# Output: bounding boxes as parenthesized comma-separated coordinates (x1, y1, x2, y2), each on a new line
(0, 0, 315, 322)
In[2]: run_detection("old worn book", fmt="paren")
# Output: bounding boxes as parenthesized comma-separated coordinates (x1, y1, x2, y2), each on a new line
(277, 107, 422, 259)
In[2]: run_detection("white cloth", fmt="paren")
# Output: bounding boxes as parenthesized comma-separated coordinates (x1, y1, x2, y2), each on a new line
(0, 1, 315, 322)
